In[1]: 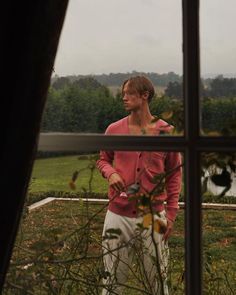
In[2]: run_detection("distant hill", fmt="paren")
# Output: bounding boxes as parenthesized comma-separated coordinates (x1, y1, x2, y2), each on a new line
(108, 85, 166, 96)
(51, 71, 182, 88)
(202, 73, 236, 79)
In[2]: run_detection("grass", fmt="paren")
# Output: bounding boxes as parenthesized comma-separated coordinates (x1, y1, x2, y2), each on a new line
(3, 201, 236, 295)
(29, 155, 236, 206)
(202, 210, 236, 295)
(6, 155, 235, 294)
(30, 155, 108, 193)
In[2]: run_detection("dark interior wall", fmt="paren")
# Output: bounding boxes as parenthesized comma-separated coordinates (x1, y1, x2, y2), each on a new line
(0, 1, 69, 289)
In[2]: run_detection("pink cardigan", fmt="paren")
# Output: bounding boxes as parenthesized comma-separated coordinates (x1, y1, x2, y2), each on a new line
(96, 116, 182, 222)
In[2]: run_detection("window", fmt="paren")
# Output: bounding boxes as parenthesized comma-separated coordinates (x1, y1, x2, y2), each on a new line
(1, 1, 235, 294)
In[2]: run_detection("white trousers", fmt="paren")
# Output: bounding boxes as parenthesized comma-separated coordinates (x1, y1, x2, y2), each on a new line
(101, 210, 169, 295)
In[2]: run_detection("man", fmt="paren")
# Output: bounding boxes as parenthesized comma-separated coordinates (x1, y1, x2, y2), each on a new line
(97, 76, 182, 295)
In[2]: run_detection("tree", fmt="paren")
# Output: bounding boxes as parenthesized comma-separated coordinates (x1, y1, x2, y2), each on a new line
(42, 77, 123, 133)
(72, 76, 103, 90)
(41, 87, 65, 131)
(206, 76, 236, 98)
(52, 76, 71, 90)
(164, 81, 183, 99)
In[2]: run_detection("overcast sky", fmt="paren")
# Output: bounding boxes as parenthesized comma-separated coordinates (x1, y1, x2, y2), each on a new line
(54, 0, 236, 77)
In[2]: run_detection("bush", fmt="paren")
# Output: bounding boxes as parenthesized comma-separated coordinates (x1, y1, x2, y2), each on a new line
(202, 98, 236, 135)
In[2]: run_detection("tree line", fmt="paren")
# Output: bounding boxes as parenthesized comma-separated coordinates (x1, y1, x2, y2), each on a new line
(41, 77, 125, 133)
(52, 73, 236, 99)
(51, 71, 182, 88)
(41, 76, 236, 136)
(165, 75, 236, 99)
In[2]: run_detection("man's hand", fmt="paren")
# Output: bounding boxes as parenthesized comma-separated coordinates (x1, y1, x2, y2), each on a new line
(108, 173, 125, 192)
(162, 219, 174, 242)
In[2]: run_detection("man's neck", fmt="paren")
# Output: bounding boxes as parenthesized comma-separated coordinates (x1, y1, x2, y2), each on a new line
(129, 108, 154, 128)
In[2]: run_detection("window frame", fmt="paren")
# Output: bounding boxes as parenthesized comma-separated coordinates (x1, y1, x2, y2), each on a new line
(39, 2, 236, 294)
(1, 1, 236, 294)
(40, 1, 202, 294)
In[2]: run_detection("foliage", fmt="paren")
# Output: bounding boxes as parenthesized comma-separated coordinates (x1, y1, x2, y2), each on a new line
(201, 192, 236, 204)
(3, 204, 235, 294)
(205, 75, 236, 98)
(43, 75, 236, 137)
(150, 96, 184, 133)
(151, 96, 236, 136)
(4, 152, 236, 294)
(202, 210, 236, 295)
(40, 87, 65, 132)
(52, 76, 71, 90)
(42, 77, 126, 133)
(4, 158, 184, 295)
(4, 201, 107, 295)
(51, 72, 182, 88)
(201, 97, 236, 135)
(164, 80, 205, 99)
(164, 81, 183, 99)
(164, 75, 236, 99)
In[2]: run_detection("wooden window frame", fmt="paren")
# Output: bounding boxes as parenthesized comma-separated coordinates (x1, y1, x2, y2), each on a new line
(1, 1, 236, 294)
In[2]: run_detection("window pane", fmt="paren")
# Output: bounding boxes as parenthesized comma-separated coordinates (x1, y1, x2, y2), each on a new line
(42, 0, 184, 135)
(200, 1, 236, 136)
(4, 148, 184, 294)
(201, 152, 236, 293)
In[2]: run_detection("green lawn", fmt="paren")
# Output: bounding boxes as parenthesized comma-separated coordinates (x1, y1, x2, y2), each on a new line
(12, 155, 235, 294)
(3, 201, 236, 295)
(30, 155, 108, 194)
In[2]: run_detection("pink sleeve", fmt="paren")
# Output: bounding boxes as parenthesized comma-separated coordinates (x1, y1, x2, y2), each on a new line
(96, 125, 117, 180)
(165, 152, 182, 222)
(96, 150, 117, 180)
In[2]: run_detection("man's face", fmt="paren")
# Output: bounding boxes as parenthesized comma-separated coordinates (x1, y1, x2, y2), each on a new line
(122, 83, 143, 112)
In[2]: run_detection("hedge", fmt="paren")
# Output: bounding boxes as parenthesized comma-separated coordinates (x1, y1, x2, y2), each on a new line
(27, 191, 236, 208)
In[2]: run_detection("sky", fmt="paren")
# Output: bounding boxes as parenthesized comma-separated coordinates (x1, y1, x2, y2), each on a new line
(53, 0, 236, 77)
